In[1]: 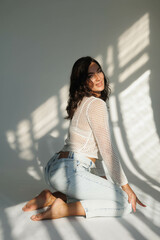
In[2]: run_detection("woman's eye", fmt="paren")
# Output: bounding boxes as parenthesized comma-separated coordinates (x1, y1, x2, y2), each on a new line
(97, 69, 102, 73)
(88, 75, 93, 79)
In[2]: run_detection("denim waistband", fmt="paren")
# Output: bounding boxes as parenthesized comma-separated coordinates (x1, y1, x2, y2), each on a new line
(55, 151, 96, 169)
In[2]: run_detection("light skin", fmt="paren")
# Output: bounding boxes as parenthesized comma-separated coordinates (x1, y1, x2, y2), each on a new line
(87, 61, 105, 97)
(22, 62, 146, 221)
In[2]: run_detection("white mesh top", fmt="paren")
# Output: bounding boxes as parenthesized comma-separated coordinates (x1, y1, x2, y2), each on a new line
(61, 96, 128, 186)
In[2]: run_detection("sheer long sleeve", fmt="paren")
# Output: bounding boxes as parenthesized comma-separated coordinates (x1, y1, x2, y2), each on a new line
(86, 98, 128, 186)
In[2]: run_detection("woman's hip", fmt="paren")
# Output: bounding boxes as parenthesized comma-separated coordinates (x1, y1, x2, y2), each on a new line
(44, 151, 95, 191)
(44, 152, 127, 204)
(45, 151, 96, 176)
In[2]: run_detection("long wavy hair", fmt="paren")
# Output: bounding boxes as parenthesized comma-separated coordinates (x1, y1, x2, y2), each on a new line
(65, 56, 111, 119)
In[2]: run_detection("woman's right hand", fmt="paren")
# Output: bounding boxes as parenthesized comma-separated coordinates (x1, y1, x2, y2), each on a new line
(121, 183, 146, 212)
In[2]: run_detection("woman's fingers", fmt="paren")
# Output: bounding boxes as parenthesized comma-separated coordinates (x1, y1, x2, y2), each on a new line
(130, 195, 137, 212)
(129, 194, 147, 213)
(136, 197, 147, 207)
(130, 196, 147, 213)
(131, 202, 136, 212)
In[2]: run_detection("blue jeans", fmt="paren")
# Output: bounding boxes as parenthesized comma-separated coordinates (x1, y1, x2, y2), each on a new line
(44, 151, 132, 218)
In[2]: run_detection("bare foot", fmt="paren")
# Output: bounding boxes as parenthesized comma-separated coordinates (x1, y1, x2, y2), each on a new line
(30, 198, 67, 221)
(22, 189, 56, 212)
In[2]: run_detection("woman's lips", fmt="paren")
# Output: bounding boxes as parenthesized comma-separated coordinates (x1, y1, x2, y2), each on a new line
(96, 81, 103, 87)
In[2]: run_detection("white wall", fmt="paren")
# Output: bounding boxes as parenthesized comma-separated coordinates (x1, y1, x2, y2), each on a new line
(1, 0, 160, 207)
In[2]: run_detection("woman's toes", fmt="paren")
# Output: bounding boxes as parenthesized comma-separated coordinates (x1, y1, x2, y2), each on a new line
(30, 214, 41, 221)
(30, 215, 36, 221)
(30, 212, 48, 221)
(22, 204, 30, 211)
(30, 214, 40, 221)
(22, 206, 26, 211)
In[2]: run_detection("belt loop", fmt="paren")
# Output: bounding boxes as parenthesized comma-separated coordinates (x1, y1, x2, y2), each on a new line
(68, 151, 72, 159)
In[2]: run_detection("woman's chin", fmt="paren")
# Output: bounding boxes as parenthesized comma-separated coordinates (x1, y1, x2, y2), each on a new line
(93, 88, 104, 93)
(92, 90, 103, 97)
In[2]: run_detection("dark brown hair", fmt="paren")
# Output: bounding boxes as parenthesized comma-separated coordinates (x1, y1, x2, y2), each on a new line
(65, 56, 111, 119)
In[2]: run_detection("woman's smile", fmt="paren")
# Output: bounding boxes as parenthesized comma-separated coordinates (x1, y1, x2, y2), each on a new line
(96, 81, 103, 87)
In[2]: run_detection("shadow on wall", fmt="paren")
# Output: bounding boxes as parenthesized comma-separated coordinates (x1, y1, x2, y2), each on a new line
(106, 12, 160, 234)
(2, 87, 70, 202)
(108, 13, 160, 189)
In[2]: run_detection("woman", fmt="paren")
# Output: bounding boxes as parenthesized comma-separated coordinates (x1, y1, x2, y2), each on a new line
(22, 56, 146, 220)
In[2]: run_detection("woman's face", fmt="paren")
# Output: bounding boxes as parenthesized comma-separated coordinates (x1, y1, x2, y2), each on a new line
(87, 62, 105, 96)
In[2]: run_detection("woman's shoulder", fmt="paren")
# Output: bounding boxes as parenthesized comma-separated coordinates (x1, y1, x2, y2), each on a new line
(83, 96, 106, 114)
(86, 96, 106, 107)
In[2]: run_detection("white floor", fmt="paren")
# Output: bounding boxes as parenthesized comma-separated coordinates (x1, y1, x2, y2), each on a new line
(0, 174, 160, 240)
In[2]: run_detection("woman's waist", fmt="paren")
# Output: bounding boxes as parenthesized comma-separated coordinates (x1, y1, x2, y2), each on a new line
(61, 145, 98, 162)
(58, 151, 97, 163)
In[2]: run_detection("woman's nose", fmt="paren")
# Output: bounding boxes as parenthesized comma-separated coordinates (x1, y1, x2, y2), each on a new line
(94, 73, 101, 81)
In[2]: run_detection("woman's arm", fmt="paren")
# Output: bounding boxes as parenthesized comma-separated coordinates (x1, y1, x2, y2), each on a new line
(87, 98, 128, 186)
(87, 98, 146, 211)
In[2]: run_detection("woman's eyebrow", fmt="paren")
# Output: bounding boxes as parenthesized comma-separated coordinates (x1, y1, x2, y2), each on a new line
(88, 67, 101, 75)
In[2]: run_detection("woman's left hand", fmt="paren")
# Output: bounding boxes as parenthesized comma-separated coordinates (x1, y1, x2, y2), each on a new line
(121, 184, 147, 212)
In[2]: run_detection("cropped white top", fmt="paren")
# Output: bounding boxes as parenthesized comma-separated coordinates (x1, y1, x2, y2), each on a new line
(61, 96, 128, 186)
